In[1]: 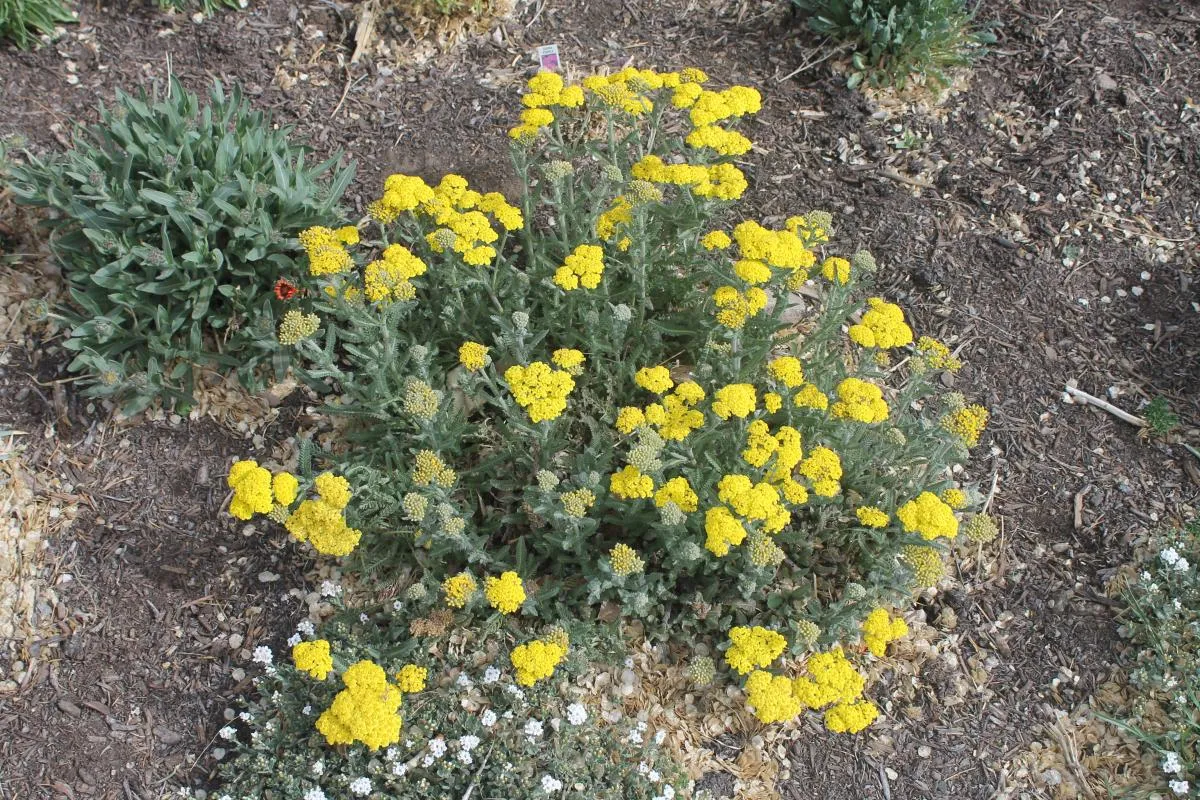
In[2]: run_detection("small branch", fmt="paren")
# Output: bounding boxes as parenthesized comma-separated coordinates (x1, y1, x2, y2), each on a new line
(880, 167, 935, 189)
(1063, 384, 1146, 427)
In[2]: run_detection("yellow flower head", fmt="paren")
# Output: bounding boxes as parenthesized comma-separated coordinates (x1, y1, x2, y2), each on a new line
(228, 460, 273, 520)
(315, 660, 403, 750)
(768, 356, 805, 388)
(704, 506, 747, 556)
(610, 465, 654, 500)
(299, 226, 354, 276)
(725, 626, 787, 675)
(861, 609, 908, 657)
(484, 571, 526, 614)
(831, 378, 889, 424)
(821, 256, 851, 284)
(940, 488, 967, 509)
(635, 366, 674, 394)
(551, 348, 586, 375)
(560, 488, 596, 518)
(855, 506, 889, 528)
(504, 361, 576, 423)
(442, 572, 478, 608)
(847, 298, 913, 349)
(293, 639, 333, 680)
(712, 383, 757, 419)
(896, 492, 958, 540)
(701, 230, 732, 250)
(510, 639, 567, 686)
(395, 664, 428, 693)
(901, 544, 944, 586)
(272, 472, 299, 507)
(799, 446, 842, 497)
(745, 670, 802, 724)
(609, 543, 645, 576)
(412, 450, 456, 487)
(824, 699, 879, 734)
(553, 244, 605, 291)
(615, 406, 646, 434)
(653, 476, 698, 513)
(314, 473, 352, 510)
(284, 499, 362, 556)
(793, 383, 829, 411)
(459, 341, 490, 371)
(278, 309, 320, 345)
(941, 404, 989, 447)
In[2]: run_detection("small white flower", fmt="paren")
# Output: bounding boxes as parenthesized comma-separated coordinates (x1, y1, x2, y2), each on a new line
(457, 750, 474, 765)
(540, 774, 563, 793)
(218, 726, 236, 740)
(1163, 751, 1183, 774)
(637, 720, 648, 731)
(1161, 547, 1181, 566)
(456, 672, 474, 688)
(303, 789, 327, 800)
(1141, 570, 1153, 582)
(392, 599, 404, 612)
(320, 580, 341, 597)
(1175, 599, 1184, 611)
(252, 646, 273, 666)
(239, 711, 251, 722)
(421, 754, 434, 767)
(628, 729, 644, 744)
(429, 737, 447, 758)
(525, 719, 544, 738)
(648, 769, 661, 782)
(359, 612, 370, 623)
(1174, 557, 1190, 572)
(566, 703, 587, 726)
(625, 657, 635, 668)
(392, 762, 407, 777)
(349, 777, 371, 796)
(481, 709, 497, 727)
(296, 619, 315, 637)
(655, 730, 666, 745)
(663, 787, 676, 799)
(505, 684, 526, 700)
(1169, 780, 1190, 796)
(302, 705, 312, 716)
(483, 666, 501, 684)
(286, 633, 302, 647)
(311, 760, 324, 776)
(459, 734, 481, 752)
(638, 762, 649, 775)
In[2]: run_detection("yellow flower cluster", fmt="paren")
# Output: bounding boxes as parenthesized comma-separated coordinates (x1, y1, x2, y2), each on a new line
(793, 383, 829, 410)
(510, 638, 567, 686)
(523, 70, 585, 110)
(277, 309, 320, 345)
(861, 609, 908, 657)
(686, 84, 762, 127)
(725, 626, 787, 674)
(363, 243, 427, 303)
(657, 387, 707, 441)
(901, 544, 944, 586)
(940, 487, 967, 509)
(635, 365, 674, 394)
(484, 571, 526, 614)
(443, 572, 478, 608)
(285, 472, 362, 557)
(821, 256, 850, 284)
(745, 670, 803, 724)
(701, 230, 732, 250)
(717, 474, 790, 533)
(712, 284, 768, 329)
(412, 450, 456, 487)
(799, 446, 842, 497)
(292, 639, 333, 680)
(631, 155, 748, 201)
(941, 404, 989, 447)
(553, 244, 605, 291)
(316, 660, 403, 750)
(395, 664, 427, 693)
(609, 542, 645, 576)
(704, 506, 747, 556)
(733, 220, 815, 275)
(824, 699, 879, 733)
(767, 356, 805, 388)
(368, 173, 436, 224)
(743, 420, 780, 468)
(596, 195, 634, 242)
(915, 336, 961, 372)
(504, 361, 576, 423)
(551, 348, 586, 375)
(792, 647, 876, 733)
(610, 465, 654, 500)
(896, 491, 958, 540)
(654, 476, 698, 513)
(299, 225, 358, 276)
(560, 488, 596, 518)
(227, 460, 275, 520)
(848, 298, 914, 349)
(831, 378, 889, 424)
(855, 506, 889, 528)
(459, 341, 490, 371)
(687, 124, 752, 156)
(712, 383, 757, 419)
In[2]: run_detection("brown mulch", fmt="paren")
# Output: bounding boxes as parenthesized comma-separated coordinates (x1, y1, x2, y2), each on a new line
(0, 0, 1197, 797)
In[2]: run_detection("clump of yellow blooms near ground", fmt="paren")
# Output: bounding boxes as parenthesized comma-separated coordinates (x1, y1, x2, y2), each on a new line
(225, 64, 992, 748)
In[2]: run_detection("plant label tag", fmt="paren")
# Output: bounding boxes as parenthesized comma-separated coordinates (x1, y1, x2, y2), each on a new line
(536, 44, 560, 71)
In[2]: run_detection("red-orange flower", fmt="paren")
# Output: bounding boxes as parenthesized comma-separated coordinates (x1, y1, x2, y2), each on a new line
(274, 279, 297, 301)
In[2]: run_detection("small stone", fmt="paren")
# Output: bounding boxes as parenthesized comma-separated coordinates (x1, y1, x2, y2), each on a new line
(228, 633, 244, 649)
(155, 727, 183, 746)
(257, 571, 280, 583)
(231, 668, 245, 682)
(917, 745, 932, 758)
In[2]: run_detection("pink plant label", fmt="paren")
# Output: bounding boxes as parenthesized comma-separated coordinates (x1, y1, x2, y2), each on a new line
(536, 44, 560, 71)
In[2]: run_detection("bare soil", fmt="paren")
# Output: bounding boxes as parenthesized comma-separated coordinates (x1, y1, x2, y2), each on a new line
(0, 0, 1197, 797)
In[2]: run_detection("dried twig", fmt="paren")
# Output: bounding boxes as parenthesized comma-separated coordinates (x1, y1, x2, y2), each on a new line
(1063, 384, 1147, 427)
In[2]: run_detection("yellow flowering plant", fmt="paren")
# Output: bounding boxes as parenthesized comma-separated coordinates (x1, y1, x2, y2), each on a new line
(238, 67, 991, 721)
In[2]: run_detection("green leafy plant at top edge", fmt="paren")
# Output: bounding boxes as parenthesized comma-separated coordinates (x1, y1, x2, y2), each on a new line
(3, 76, 355, 414)
(791, 0, 995, 89)
(0, 0, 75, 49)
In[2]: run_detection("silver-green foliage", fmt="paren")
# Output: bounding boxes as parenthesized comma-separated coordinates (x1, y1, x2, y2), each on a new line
(791, 0, 994, 88)
(4, 78, 354, 413)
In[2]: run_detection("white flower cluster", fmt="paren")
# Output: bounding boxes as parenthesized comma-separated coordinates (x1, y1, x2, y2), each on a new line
(348, 777, 371, 796)
(1161, 547, 1191, 572)
(566, 702, 587, 726)
(540, 774, 562, 793)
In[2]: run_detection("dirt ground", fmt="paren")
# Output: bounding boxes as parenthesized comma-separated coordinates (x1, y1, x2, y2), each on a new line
(0, 0, 1197, 797)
